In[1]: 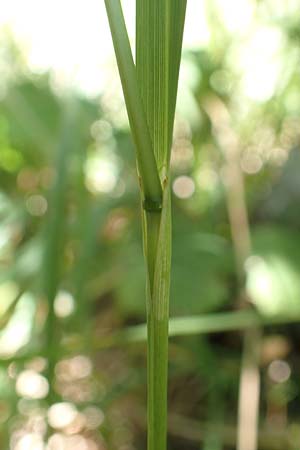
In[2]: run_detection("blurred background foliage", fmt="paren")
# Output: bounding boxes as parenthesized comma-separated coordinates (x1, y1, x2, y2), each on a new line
(1, 0, 300, 449)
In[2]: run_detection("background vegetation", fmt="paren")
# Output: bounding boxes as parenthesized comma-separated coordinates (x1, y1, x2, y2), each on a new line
(1, 1, 300, 449)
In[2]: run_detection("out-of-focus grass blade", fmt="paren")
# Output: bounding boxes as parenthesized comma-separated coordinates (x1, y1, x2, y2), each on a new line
(3, 88, 55, 150)
(71, 199, 122, 348)
(42, 99, 78, 401)
(101, 309, 300, 346)
(0, 289, 24, 330)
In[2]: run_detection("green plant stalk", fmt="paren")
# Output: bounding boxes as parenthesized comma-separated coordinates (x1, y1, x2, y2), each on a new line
(105, 1, 186, 448)
(144, 187, 171, 450)
(136, 2, 186, 449)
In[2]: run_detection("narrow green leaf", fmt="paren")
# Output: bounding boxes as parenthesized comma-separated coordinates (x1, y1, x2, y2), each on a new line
(100, 309, 300, 347)
(104, 0, 162, 207)
(136, 0, 170, 177)
(136, 0, 187, 174)
(168, 1, 187, 153)
(42, 100, 78, 403)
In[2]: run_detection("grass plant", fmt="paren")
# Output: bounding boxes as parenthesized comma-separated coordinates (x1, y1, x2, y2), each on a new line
(104, 1, 186, 449)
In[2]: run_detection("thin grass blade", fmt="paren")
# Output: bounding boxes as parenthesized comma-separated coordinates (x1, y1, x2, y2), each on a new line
(104, 0, 162, 207)
(42, 100, 78, 403)
(168, 1, 187, 153)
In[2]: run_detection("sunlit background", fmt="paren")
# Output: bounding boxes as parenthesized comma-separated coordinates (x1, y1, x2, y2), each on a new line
(1, 0, 300, 449)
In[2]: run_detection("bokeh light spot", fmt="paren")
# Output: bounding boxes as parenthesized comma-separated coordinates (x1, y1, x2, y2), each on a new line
(48, 403, 77, 429)
(268, 359, 291, 383)
(26, 195, 48, 217)
(54, 291, 75, 318)
(16, 370, 49, 400)
(173, 176, 195, 199)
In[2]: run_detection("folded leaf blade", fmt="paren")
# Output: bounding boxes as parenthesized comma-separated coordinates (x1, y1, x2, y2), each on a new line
(104, 0, 162, 205)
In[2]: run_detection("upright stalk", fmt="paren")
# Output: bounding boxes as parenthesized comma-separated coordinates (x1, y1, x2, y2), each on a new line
(104, 1, 186, 449)
(144, 189, 171, 450)
(204, 96, 261, 450)
(43, 101, 78, 405)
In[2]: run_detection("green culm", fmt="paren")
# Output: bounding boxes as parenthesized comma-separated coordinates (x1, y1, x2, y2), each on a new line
(104, 1, 187, 449)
